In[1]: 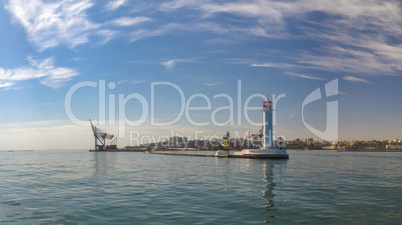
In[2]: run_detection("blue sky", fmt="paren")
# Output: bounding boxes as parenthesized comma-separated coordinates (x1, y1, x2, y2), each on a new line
(0, 0, 401, 150)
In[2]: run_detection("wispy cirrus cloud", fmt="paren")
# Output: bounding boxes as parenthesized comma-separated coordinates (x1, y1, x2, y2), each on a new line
(250, 62, 324, 80)
(160, 58, 196, 69)
(297, 45, 402, 75)
(96, 30, 120, 45)
(105, 0, 128, 11)
(110, 16, 151, 27)
(0, 82, 14, 88)
(116, 79, 147, 85)
(204, 83, 219, 87)
(0, 57, 78, 89)
(250, 58, 336, 71)
(251, 42, 402, 77)
(159, 0, 402, 35)
(6, 0, 99, 51)
(284, 71, 325, 80)
(158, 0, 402, 76)
(251, 62, 300, 69)
(5, 0, 151, 50)
(5, 0, 402, 79)
(129, 23, 192, 42)
(161, 60, 176, 69)
(343, 76, 370, 83)
(5, 0, 152, 50)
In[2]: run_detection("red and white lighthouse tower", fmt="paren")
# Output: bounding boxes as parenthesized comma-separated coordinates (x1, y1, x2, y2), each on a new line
(262, 99, 273, 149)
(222, 97, 289, 159)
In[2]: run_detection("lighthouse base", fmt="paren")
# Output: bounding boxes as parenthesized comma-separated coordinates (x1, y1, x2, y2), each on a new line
(230, 149, 289, 159)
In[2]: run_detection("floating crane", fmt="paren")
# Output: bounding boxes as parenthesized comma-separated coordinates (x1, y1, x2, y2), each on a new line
(90, 120, 115, 151)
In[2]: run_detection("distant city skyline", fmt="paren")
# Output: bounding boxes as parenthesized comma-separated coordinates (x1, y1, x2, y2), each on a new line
(0, 0, 401, 150)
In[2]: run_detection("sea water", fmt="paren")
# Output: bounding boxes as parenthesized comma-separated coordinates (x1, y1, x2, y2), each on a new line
(0, 150, 401, 224)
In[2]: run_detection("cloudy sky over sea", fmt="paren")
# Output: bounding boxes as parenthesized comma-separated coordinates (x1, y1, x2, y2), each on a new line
(0, 0, 401, 149)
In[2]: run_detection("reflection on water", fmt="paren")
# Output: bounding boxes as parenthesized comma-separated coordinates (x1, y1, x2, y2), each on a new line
(262, 161, 276, 223)
(92, 152, 116, 193)
(93, 152, 114, 175)
(1, 150, 401, 224)
(260, 160, 289, 224)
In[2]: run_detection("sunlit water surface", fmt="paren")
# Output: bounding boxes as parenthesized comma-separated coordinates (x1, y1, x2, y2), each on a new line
(1, 150, 401, 224)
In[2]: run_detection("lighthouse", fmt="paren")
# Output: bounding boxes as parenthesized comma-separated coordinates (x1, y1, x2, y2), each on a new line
(230, 97, 289, 159)
(262, 99, 273, 149)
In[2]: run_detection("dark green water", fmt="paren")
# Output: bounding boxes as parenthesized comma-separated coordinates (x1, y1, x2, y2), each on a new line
(0, 150, 401, 224)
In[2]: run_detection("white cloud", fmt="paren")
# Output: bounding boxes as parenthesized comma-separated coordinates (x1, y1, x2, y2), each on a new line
(128, 21, 259, 43)
(97, 30, 120, 45)
(159, 0, 402, 76)
(297, 45, 402, 75)
(116, 79, 147, 85)
(5, 0, 402, 77)
(5, 0, 151, 49)
(343, 76, 370, 83)
(129, 29, 163, 42)
(0, 57, 78, 89)
(250, 61, 323, 76)
(110, 16, 151, 27)
(160, 58, 196, 69)
(0, 82, 14, 88)
(250, 60, 325, 80)
(204, 83, 219, 87)
(251, 62, 297, 69)
(105, 0, 128, 11)
(161, 60, 175, 69)
(284, 71, 325, 80)
(160, 0, 402, 31)
(251, 42, 402, 76)
(129, 23, 188, 42)
(6, 0, 98, 51)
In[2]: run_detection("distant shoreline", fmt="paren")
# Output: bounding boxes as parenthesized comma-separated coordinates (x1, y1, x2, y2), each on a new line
(0, 150, 34, 152)
(87, 148, 402, 153)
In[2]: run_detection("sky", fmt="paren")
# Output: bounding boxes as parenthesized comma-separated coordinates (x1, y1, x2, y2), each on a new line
(0, 0, 401, 150)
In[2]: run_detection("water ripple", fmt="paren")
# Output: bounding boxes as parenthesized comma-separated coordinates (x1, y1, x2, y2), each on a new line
(0, 150, 401, 224)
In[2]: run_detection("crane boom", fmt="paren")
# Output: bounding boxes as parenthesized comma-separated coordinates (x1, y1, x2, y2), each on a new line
(90, 119, 115, 150)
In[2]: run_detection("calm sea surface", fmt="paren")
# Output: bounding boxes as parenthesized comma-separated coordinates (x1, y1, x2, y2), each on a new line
(0, 150, 401, 224)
